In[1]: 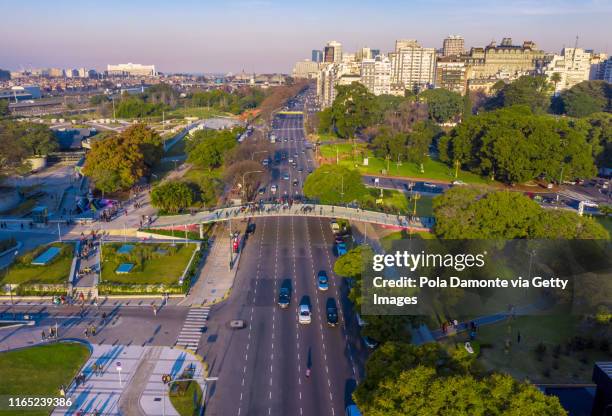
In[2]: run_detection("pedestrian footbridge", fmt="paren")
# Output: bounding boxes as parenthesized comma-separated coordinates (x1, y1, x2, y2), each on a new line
(149, 203, 433, 231)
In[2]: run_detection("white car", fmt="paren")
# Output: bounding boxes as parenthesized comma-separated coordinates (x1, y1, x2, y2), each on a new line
(271, 185, 277, 194)
(298, 304, 311, 324)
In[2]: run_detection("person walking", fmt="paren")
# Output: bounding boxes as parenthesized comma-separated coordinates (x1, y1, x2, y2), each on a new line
(41, 330, 47, 341)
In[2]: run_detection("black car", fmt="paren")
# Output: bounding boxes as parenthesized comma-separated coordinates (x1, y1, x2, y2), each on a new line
(326, 298, 338, 326)
(278, 280, 291, 308)
(246, 223, 256, 235)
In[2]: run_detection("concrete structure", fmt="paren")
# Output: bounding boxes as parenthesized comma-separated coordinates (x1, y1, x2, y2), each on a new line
(543, 48, 592, 93)
(356, 47, 372, 61)
(603, 57, 612, 83)
(292, 59, 319, 79)
(311, 49, 323, 63)
(467, 38, 544, 80)
(0, 85, 42, 101)
(442, 35, 465, 57)
(324, 41, 343, 63)
(435, 56, 468, 94)
(371, 49, 381, 58)
(107, 63, 157, 77)
(588, 51, 608, 80)
(361, 56, 391, 95)
(390, 39, 436, 93)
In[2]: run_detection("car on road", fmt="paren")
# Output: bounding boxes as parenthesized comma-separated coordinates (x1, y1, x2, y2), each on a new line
(292, 179, 299, 187)
(326, 298, 338, 326)
(317, 270, 329, 291)
(278, 286, 290, 308)
(282, 173, 290, 180)
(288, 158, 294, 163)
(451, 180, 466, 186)
(246, 223, 256, 235)
(271, 184, 277, 194)
(330, 220, 340, 233)
(308, 168, 313, 174)
(423, 182, 437, 189)
(293, 152, 298, 158)
(298, 304, 311, 324)
(262, 159, 269, 166)
(335, 242, 347, 256)
(297, 167, 303, 172)
(258, 187, 266, 195)
(362, 336, 378, 349)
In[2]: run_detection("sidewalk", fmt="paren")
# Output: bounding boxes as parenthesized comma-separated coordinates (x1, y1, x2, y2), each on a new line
(180, 221, 246, 307)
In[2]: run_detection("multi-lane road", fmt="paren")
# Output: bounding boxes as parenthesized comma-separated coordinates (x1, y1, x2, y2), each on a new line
(202, 92, 367, 416)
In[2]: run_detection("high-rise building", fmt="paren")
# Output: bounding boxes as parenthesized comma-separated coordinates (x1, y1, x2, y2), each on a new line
(543, 48, 592, 93)
(356, 47, 372, 62)
(107, 63, 157, 76)
(602, 58, 612, 83)
(48, 68, 65, 77)
(589, 52, 608, 80)
(435, 56, 467, 94)
(360, 56, 391, 96)
(65, 69, 79, 78)
(442, 35, 465, 57)
(390, 39, 436, 93)
(312, 50, 323, 63)
(292, 60, 319, 79)
(371, 49, 381, 59)
(323, 41, 343, 63)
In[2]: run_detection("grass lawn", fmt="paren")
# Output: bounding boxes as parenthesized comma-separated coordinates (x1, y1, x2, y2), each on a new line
(365, 188, 435, 217)
(167, 107, 230, 119)
(169, 381, 203, 416)
(319, 143, 491, 184)
(441, 314, 612, 383)
(380, 230, 435, 251)
(101, 242, 197, 285)
(0, 243, 74, 285)
(0, 343, 90, 416)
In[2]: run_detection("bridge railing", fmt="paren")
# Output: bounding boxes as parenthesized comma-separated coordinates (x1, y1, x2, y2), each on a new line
(149, 202, 434, 231)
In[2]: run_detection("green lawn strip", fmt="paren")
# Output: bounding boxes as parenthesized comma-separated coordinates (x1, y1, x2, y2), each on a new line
(169, 381, 203, 416)
(456, 314, 611, 383)
(0, 343, 90, 416)
(380, 230, 435, 251)
(319, 144, 491, 184)
(1, 243, 74, 285)
(595, 216, 612, 235)
(101, 243, 196, 285)
(167, 107, 231, 119)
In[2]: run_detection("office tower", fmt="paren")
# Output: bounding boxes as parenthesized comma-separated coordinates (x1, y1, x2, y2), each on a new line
(442, 35, 465, 57)
(311, 50, 323, 63)
(324, 41, 343, 63)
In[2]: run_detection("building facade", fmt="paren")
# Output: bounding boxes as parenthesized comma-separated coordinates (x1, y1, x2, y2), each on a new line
(360, 56, 391, 95)
(435, 56, 467, 94)
(292, 60, 319, 79)
(323, 41, 343, 63)
(442, 35, 465, 57)
(107, 63, 157, 77)
(603, 58, 612, 83)
(543, 48, 592, 93)
(390, 39, 436, 93)
(467, 38, 544, 80)
(311, 50, 323, 63)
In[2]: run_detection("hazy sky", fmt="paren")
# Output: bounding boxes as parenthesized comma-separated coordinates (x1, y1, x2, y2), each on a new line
(1, 0, 611, 73)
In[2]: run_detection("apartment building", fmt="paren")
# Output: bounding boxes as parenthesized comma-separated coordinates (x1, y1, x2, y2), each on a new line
(543, 48, 592, 93)
(435, 56, 467, 94)
(390, 39, 436, 93)
(442, 35, 465, 57)
(360, 56, 391, 95)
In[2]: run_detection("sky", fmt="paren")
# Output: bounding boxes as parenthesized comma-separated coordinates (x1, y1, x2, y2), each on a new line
(1, 0, 611, 74)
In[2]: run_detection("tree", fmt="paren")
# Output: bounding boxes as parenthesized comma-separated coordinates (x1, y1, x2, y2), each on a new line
(491, 75, 553, 113)
(550, 72, 562, 92)
(303, 165, 368, 205)
(419, 89, 463, 123)
(439, 107, 597, 184)
(223, 160, 264, 201)
(0, 99, 8, 117)
(83, 124, 162, 193)
(329, 82, 379, 138)
(554, 80, 612, 117)
(334, 246, 368, 278)
(583, 112, 612, 170)
(0, 121, 56, 172)
(187, 128, 238, 171)
(151, 181, 194, 213)
(433, 187, 609, 239)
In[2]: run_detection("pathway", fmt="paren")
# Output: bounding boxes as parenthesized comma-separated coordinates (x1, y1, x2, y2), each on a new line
(175, 307, 210, 352)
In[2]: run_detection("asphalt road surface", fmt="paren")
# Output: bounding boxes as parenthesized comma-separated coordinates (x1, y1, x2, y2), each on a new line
(203, 93, 367, 416)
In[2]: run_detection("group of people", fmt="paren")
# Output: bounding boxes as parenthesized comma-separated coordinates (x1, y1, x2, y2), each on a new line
(41, 327, 59, 340)
(83, 324, 97, 337)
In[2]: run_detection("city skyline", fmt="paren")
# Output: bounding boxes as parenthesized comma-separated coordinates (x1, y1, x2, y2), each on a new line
(1, 0, 612, 73)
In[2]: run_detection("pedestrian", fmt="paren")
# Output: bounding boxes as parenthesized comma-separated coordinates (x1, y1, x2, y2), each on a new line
(153, 305, 157, 316)
(41, 330, 47, 341)
(84, 327, 89, 338)
(91, 325, 96, 336)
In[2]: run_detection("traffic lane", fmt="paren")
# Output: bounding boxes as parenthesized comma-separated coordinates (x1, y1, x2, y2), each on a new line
(203, 218, 273, 416)
(362, 174, 449, 194)
(293, 217, 336, 416)
(307, 217, 364, 408)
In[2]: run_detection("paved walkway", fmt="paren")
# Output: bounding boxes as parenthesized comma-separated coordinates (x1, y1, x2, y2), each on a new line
(175, 307, 210, 352)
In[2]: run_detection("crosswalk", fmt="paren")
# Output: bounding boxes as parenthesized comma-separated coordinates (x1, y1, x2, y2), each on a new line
(176, 307, 210, 351)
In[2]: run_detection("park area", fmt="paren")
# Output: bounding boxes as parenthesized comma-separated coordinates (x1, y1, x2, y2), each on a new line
(319, 142, 489, 184)
(0, 243, 74, 285)
(100, 242, 197, 286)
(0, 342, 90, 416)
(364, 188, 434, 217)
(439, 313, 611, 383)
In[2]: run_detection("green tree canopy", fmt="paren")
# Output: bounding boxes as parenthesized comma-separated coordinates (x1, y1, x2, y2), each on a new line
(490, 75, 553, 113)
(186, 128, 239, 171)
(419, 89, 463, 123)
(329, 82, 379, 138)
(0, 120, 56, 171)
(433, 187, 609, 239)
(554, 80, 612, 117)
(438, 106, 597, 184)
(151, 181, 194, 213)
(303, 164, 367, 204)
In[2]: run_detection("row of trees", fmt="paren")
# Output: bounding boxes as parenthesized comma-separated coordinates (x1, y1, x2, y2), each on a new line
(83, 124, 163, 193)
(0, 120, 56, 174)
(190, 87, 266, 115)
(439, 106, 605, 183)
(433, 187, 609, 239)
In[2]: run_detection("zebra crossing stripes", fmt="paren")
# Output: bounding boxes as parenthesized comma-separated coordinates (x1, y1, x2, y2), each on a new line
(176, 307, 210, 351)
